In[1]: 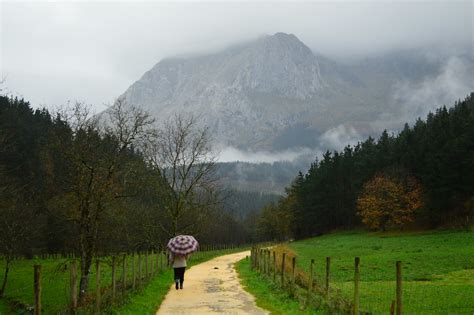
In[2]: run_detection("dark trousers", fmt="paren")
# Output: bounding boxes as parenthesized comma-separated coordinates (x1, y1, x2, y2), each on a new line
(173, 267, 186, 285)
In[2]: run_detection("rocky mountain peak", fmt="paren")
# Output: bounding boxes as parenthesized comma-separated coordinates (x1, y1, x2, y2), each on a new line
(121, 33, 453, 152)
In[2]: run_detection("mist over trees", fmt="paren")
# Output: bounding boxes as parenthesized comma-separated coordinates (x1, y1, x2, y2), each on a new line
(257, 93, 474, 240)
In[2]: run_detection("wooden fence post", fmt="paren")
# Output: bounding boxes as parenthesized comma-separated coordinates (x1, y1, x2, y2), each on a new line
(251, 247, 254, 268)
(156, 252, 159, 274)
(354, 257, 360, 315)
(132, 254, 136, 290)
(396, 261, 402, 315)
(122, 254, 127, 295)
(138, 253, 142, 286)
(256, 248, 259, 270)
(326, 257, 331, 298)
(70, 261, 78, 314)
(150, 251, 153, 276)
(281, 253, 286, 288)
(263, 249, 267, 274)
(160, 251, 163, 271)
(273, 252, 276, 282)
(307, 259, 314, 305)
(265, 250, 269, 275)
(263, 250, 267, 275)
(254, 248, 258, 270)
(267, 251, 271, 276)
(145, 251, 149, 280)
(250, 248, 254, 269)
(258, 248, 261, 271)
(34, 265, 41, 315)
(111, 256, 116, 301)
(95, 260, 101, 315)
(291, 257, 296, 294)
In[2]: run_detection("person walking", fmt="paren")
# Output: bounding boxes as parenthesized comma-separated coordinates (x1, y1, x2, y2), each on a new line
(167, 235, 199, 290)
(169, 252, 188, 289)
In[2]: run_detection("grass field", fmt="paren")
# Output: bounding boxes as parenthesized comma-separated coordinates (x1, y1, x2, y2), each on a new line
(286, 230, 474, 314)
(0, 248, 246, 315)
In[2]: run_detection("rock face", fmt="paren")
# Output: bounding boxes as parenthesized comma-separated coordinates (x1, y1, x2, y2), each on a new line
(122, 32, 472, 152)
(122, 33, 331, 150)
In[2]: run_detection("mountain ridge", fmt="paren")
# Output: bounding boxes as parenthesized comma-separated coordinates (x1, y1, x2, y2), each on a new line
(122, 32, 473, 153)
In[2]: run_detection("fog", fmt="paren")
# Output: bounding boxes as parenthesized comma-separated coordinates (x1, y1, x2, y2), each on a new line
(218, 146, 319, 164)
(1, 1, 471, 110)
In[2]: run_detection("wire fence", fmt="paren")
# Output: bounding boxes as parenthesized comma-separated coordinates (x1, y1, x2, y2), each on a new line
(250, 245, 474, 314)
(0, 244, 249, 314)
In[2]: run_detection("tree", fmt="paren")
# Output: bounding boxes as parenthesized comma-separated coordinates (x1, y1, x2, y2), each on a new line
(50, 99, 155, 302)
(0, 109, 42, 298)
(144, 114, 217, 237)
(0, 194, 38, 298)
(357, 173, 423, 231)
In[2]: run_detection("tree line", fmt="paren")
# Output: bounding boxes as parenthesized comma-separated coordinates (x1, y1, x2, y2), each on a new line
(0, 96, 253, 300)
(257, 93, 474, 240)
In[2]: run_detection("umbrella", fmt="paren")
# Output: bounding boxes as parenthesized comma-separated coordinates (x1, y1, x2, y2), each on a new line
(167, 235, 199, 256)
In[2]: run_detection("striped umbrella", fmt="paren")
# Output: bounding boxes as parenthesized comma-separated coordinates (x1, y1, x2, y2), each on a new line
(167, 235, 199, 255)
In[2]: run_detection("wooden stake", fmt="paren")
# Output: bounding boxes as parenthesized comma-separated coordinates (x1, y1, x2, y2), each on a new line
(145, 251, 149, 279)
(111, 256, 116, 301)
(291, 257, 296, 293)
(132, 254, 136, 290)
(138, 253, 142, 286)
(308, 259, 314, 305)
(34, 265, 41, 315)
(281, 253, 286, 288)
(273, 252, 276, 282)
(122, 254, 127, 295)
(396, 261, 402, 315)
(390, 300, 396, 315)
(70, 261, 78, 314)
(95, 260, 101, 315)
(354, 257, 360, 315)
(326, 257, 331, 298)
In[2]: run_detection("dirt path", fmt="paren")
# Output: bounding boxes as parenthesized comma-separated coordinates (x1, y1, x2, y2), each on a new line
(156, 251, 268, 315)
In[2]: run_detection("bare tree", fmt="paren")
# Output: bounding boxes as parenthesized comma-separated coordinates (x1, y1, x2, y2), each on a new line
(50, 98, 155, 302)
(144, 114, 218, 237)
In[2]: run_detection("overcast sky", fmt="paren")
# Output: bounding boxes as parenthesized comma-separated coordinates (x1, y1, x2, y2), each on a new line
(1, 1, 472, 112)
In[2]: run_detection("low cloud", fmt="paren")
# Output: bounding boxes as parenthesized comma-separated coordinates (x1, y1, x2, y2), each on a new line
(217, 146, 318, 164)
(392, 57, 474, 124)
(318, 124, 364, 151)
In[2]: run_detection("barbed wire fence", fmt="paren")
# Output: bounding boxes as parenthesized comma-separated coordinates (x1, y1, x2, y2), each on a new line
(0, 243, 249, 314)
(250, 245, 474, 314)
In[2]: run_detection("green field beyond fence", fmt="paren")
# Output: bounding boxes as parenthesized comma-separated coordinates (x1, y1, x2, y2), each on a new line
(0, 244, 245, 314)
(251, 230, 474, 314)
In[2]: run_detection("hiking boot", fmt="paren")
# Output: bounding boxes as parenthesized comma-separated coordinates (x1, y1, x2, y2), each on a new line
(175, 281, 179, 290)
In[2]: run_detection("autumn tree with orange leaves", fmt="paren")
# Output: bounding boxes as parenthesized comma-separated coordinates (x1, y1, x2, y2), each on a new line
(357, 173, 424, 231)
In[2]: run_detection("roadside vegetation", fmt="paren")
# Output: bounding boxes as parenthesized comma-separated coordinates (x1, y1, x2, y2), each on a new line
(236, 258, 322, 315)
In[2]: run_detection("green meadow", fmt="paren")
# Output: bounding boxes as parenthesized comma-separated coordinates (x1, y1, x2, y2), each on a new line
(287, 230, 474, 314)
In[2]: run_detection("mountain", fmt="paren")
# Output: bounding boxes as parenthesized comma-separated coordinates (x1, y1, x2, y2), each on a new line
(122, 33, 472, 153)
(121, 32, 473, 193)
(123, 33, 324, 150)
